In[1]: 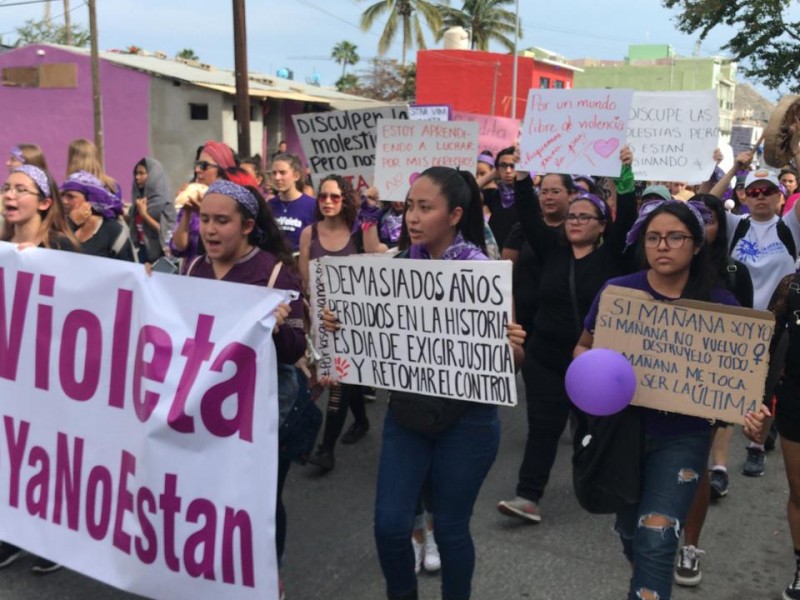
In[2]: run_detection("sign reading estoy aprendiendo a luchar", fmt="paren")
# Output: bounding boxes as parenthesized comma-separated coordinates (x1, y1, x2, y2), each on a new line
(593, 286, 774, 425)
(314, 255, 517, 406)
(374, 119, 479, 201)
(518, 88, 634, 177)
(292, 106, 408, 192)
(626, 90, 720, 184)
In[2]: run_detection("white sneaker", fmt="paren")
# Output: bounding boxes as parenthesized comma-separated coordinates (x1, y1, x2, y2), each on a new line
(423, 528, 441, 572)
(412, 537, 424, 574)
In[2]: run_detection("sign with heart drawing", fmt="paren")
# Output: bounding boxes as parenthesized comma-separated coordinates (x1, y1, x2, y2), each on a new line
(519, 88, 634, 177)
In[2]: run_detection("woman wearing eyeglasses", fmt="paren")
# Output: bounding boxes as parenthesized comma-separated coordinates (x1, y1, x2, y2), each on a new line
(497, 147, 638, 524)
(480, 146, 520, 249)
(298, 175, 386, 471)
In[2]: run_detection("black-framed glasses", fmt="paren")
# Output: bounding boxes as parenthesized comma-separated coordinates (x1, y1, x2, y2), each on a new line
(194, 160, 219, 171)
(644, 232, 694, 249)
(566, 214, 601, 224)
(497, 162, 515, 170)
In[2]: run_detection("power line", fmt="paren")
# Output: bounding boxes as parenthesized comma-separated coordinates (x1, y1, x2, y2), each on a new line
(0, 0, 54, 7)
(0, 0, 86, 38)
(292, 0, 379, 37)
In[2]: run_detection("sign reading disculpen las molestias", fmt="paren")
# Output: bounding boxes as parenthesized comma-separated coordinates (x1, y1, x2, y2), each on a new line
(374, 119, 479, 201)
(593, 286, 774, 425)
(292, 106, 408, 192)
(312, 255, 517, 406)
(518, 88, 634, 177)
(626, 90, 720, 183)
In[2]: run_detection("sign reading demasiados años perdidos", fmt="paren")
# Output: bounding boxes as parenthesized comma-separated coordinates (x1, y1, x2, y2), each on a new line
(593, 286, 774, 424)
(311, 255, 517, 406)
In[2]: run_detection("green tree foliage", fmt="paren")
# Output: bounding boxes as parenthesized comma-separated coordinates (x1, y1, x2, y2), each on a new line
(359, 0, 445, 66)
(336, 73, 361, 93)
(332, 40, 360, 78)
(15, 18, 90, 47)
(176, 48, 199, 61)
(438, 0, 521, 52)
(663, 0, 800, 91)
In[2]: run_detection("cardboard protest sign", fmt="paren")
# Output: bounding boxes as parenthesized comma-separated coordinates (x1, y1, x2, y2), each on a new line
(311, 255, 517, 406)
(518, 89, 633, 176)
(374, 119, 479, 201)
(408, 104, 451, 121)
(0, 242, 287, 600)
(627, 90, 720, 183)
(452, 110, 521, 158)
(292, 106, 408, 192)
(593, 286, 774, 424)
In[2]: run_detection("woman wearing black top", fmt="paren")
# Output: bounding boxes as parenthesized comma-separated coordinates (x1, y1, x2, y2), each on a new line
(481, 147, 519, 249)
(497, 147, 637, 523)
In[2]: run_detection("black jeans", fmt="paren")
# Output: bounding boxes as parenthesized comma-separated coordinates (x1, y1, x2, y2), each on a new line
(320, 383, 367, 450)
(516, 352, 584, 502)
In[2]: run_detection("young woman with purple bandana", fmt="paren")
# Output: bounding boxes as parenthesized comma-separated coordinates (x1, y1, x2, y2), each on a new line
(322, 166, 526, 600)
(575, 200, 765, 600)
(6, 144, 48, 173)
(60, 171, 136, 261)
(186, 179, 305, 599)
(497, 147, 637, 524)
(0, 164, 79, 574)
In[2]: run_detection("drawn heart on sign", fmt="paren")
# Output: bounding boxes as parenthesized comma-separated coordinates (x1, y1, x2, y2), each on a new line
(592, 138, 619, 159)
(409, 172, 421, 186)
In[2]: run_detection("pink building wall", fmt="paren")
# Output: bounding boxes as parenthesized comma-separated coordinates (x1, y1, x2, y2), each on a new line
(0, 44, 150, 200)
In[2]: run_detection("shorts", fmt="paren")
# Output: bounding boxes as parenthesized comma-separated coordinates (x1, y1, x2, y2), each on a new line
(776, 376, 800, 443)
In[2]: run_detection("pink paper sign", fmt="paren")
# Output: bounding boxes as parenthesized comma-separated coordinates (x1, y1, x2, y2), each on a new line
(451, 111, 521, 158)
(519, 89, 633, 177)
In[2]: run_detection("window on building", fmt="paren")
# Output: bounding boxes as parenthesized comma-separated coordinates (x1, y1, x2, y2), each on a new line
(2, 63, 76, 88)
(189, 103, 209, 120)
(554, 80, 564, 89)
(539, 77, 551, 89)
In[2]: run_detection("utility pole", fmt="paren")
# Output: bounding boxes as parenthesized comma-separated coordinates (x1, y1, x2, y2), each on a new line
(64, 0, 73, 46)
(233, 0, 251, 157)
(88, 0, 104, 163)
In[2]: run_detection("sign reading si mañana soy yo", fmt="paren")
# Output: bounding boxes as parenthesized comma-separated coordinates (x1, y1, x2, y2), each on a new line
(313, 255, 517, 406)
(593, 286, 774, 424)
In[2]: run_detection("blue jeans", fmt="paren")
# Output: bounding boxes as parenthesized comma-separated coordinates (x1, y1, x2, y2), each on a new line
(374, 403, 500, 600)
(615, 431, 711, 600)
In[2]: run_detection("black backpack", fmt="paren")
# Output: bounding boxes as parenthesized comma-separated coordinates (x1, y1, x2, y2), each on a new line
(728, 218, 797, 258)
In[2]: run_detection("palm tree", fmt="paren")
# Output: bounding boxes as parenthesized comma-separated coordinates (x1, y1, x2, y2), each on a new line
(332, 40, 360, 78)
(438, 0, 520, 53)
(359, 0, 445, 66)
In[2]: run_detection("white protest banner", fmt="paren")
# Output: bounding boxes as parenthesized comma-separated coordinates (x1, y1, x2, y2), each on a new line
(374, 119, 479, 201)
(627, 90, 720, 183)
(451, 110, 521, 157)
(408, 104, 451, 121)
(593, 286, 774, 424)
(313, 255, 517, 406)
(730, 124, 762, 156)
(292, 106, 408, 192)
(518, 89, 633, 176)
(0, 242, 286, 600)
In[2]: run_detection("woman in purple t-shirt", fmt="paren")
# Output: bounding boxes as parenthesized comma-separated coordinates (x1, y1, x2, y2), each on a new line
(575, 200, 764, 600)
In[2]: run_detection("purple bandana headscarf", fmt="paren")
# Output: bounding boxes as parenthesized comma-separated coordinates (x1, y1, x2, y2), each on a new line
(498, 182, 515, 209)
(409, 231, 486, 261)
(61, 171, 123, 219)
(207, 180, 259, 218)
(12, 165, 49, 196)
(9, 146, 25, 164)
(572, 191, 608, 220)
(478, 153, 494, 167)
(625, 199, 709, 248)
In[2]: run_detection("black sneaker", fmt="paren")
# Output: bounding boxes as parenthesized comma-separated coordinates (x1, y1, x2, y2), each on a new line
(31, 557, 61, 574)
(674, 544, 704, 586)
(709, 469, 729, 499)
(0, 544, 23, 569)
(784, 562, 800, 600)
(341, 421, 369, 445)
(307, 446, 335, 471)
(742, 447, 766, 477)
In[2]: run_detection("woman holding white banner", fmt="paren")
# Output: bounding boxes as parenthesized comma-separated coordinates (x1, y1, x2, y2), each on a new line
(299, 174, 387, 471)
(0, 164, 79, 573)
(575, 199, 768, 600)
(497, 148, 637, 524)
(323, 166, 526, 600)
(184, 179, 306, 598)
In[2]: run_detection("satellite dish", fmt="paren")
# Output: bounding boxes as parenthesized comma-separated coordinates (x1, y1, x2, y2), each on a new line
(277, 67, 293, 80)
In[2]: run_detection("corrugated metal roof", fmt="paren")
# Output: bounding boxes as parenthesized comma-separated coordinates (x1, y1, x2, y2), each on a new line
(38, 43, 384, 108)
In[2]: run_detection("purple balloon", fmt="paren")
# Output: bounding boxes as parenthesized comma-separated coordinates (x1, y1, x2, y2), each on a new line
(565, 349, 637, 416)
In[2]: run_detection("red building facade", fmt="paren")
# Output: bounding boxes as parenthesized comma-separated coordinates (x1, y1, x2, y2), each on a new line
(416, 49, 577, 118)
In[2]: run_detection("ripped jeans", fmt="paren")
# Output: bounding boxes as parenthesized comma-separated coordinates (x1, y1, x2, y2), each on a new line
(615, 431, 711, 600)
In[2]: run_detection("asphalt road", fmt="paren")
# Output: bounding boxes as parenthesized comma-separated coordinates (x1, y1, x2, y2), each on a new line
(0, 383, 792, 600)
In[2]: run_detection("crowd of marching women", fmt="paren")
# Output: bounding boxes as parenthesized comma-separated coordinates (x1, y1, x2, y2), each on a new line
(1, 133, 799, 600)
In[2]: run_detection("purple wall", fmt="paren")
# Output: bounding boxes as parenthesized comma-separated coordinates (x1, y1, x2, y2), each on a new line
(0, 44, 149, 200)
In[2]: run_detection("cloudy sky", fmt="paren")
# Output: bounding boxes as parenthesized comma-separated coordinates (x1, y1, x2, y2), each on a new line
(0, 0, 777, 98)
